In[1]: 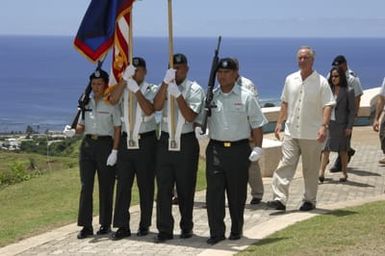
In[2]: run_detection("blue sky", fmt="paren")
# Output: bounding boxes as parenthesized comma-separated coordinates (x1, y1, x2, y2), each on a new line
(1, 0, 385, 37)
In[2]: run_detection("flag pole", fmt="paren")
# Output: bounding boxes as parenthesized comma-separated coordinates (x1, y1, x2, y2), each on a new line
(168, 0, 177, 148)
(128, 5, 136, 147)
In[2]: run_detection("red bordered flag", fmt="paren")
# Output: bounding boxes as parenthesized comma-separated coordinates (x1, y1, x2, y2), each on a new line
(74, 0, 134, 80)
(108, 2, 133, 87)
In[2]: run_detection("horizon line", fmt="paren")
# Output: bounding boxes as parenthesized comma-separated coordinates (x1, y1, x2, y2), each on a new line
(1, 34, 385, 39)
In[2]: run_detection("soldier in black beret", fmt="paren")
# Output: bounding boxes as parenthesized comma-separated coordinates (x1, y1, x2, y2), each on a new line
(153, 53, 205, 243)
(108, 57, 159, 240)
(64, 67, 121, 239)
(205, 57, 267, 245)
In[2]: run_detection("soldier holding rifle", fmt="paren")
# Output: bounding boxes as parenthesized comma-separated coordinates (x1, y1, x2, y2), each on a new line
(63, 69, 121, 239)
(205, 58, 267, 245)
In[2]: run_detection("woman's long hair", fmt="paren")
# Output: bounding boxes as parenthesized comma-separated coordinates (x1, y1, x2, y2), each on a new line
(328, 66, 348, 94)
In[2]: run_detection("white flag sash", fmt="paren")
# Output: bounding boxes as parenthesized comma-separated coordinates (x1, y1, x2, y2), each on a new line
(123, 82, 150, 149)
(167, 81, 192, 151)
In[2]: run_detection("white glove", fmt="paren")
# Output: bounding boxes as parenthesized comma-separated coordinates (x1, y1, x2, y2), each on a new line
(168, 82, 181, 97)
(194, 126, 208, 140)
(126, 78, 140, 93)
(106, 149, 118, 166)
(122, 64, 136, 81)
(63, 125, 75, 138)
(163, 68, 176, 84)
(249, 146, 263, 162)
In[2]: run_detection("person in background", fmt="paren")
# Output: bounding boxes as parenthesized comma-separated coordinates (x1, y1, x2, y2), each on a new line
(63, 69, 121, 239)
(233, 58, 264, 205)
(205, 58, 267, 245)
(267, 46, 335, 212)
(319, 66, 355, 182)
(329, 55, 363, 172)
(108, 57, 158, 240)
(372, 77, 385, 164)
(153, 53, 205, 243)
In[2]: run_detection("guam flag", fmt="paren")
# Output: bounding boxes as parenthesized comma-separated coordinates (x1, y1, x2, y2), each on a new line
(74, 0, 134, 65)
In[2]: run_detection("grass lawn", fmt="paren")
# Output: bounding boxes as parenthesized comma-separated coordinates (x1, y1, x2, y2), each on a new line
(0, 166, 80, 247)
(238, 201, 385, 256)
(0, 153, 206, 248)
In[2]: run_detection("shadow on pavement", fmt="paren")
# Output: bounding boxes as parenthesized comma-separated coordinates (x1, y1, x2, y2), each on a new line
(349, 168, 382, 176)
(322, 179, 375, 187)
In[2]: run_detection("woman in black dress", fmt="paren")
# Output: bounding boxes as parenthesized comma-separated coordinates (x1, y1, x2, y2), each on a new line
(319, 66, 355, 182)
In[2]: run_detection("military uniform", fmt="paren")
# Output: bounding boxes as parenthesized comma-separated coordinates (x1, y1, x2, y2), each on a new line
(78, 96, 121, 230)
(112, 79, 158, 234)
(155, 54, 205, 239)
(206, 59, 267, 241)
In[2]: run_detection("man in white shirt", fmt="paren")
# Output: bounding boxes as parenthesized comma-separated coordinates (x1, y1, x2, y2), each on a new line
(267, 46, 335, 212)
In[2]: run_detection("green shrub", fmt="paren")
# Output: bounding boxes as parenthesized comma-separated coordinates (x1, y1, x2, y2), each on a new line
(0, 160, 42, 187)
(20, 137, 81, 157)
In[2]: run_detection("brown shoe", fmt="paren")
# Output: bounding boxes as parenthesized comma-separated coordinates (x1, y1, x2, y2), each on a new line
(379, 157, 385, 164)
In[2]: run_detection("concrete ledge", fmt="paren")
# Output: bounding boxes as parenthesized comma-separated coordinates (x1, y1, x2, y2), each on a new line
(262, 106, 281, 122)
(357, 87, 380, 117)
(259, 138, 282, 177)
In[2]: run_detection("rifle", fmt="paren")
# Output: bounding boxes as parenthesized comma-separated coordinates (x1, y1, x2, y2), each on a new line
(200, 36, 222, 134)
(70, 60, 104, 129)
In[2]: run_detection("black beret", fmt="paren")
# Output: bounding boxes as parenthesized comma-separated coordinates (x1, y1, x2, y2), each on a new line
(89, 68, 109, 82)
(332, 55, 347, 66)
(132, 57, 146, 68)
(217, 58, 238, 70)
(173, 53, 188, 65)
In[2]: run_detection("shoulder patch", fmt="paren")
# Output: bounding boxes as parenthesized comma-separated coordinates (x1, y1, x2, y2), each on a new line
(189, 81, 203, 93)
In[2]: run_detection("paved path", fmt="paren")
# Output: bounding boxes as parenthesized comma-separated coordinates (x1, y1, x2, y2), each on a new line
(1, 126, 384, 256)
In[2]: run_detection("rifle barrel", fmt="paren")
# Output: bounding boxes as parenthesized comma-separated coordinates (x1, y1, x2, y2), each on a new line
(200, 36, 222, 135)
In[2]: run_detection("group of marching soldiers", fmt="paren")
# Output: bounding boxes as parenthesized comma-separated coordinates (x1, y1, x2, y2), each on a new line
(64, 45, 351, 245)
(64, 53, 266, 245)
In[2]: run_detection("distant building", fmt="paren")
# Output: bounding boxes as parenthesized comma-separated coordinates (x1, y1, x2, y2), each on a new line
(2, 138, 21, 151)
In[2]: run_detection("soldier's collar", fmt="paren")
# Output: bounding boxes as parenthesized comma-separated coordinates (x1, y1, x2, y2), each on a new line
(219, 83, 241, 95)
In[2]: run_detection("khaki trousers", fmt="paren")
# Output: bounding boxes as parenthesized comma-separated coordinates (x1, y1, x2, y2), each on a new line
(248, 161, 264, 199)
(271, 135, 322, 205)
(248, 143, 264, 199)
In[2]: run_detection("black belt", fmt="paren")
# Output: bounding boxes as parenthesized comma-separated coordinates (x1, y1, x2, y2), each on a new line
(85, 134, 112, 140)
(161, 131, 195, 137)
(122, 131, 156, 139)
(210, 139, 249, 148)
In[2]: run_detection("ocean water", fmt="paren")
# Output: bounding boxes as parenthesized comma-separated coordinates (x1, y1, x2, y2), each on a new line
(1, 36, 385, 133)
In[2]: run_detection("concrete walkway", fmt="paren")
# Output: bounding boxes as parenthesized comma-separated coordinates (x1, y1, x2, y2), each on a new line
(1, 126, 384, 256)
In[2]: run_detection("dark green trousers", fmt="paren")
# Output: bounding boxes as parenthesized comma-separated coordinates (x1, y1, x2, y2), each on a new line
(78, 136, 116, 228)
(205, 140, 251, 238)
(156, 132, 199, 235)
(113, 131, 157, 230)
